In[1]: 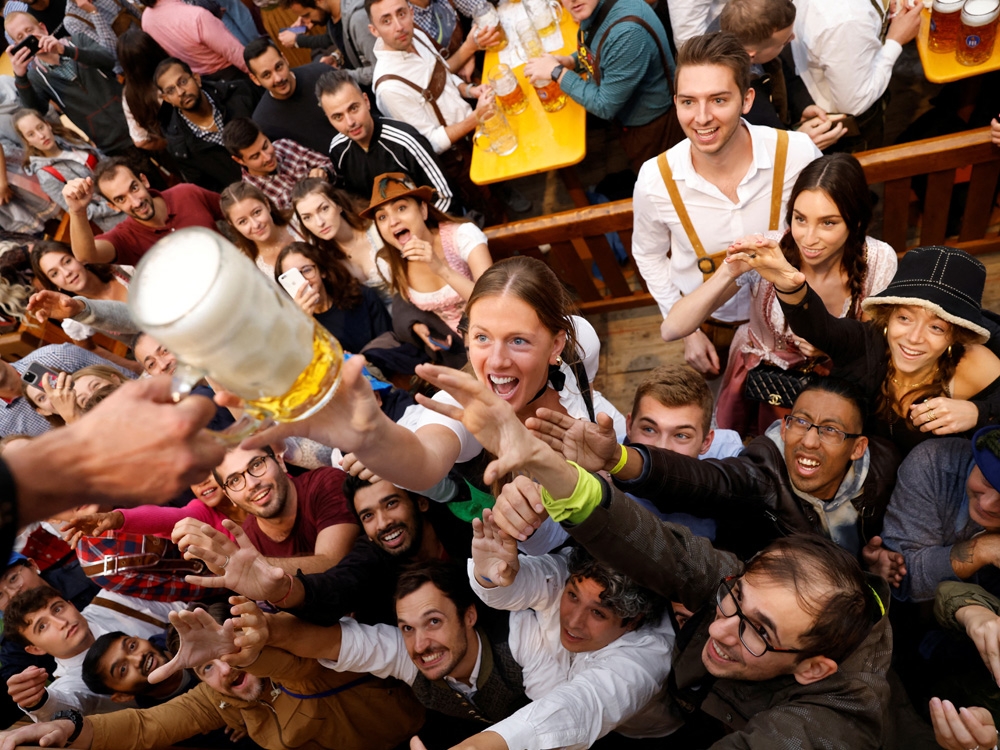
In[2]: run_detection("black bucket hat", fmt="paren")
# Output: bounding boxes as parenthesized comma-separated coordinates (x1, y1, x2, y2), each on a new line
(860, 245, 990, 342)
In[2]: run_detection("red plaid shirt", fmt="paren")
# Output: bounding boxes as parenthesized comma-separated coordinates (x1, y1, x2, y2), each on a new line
(243, 139, 333, 210)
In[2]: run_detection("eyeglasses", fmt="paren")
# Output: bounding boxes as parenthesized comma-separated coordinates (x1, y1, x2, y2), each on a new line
(716, 577, 802, 657)
(297, 264, 318, 280)
(223, 455, 270, 493)
(782, 415, 861, 446)
(161, 75, 192, 98)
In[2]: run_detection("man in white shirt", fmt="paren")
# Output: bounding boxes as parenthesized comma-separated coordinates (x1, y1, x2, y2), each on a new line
(2, 585, 184, 722)
(789, 0, 921, 151)
(666, 0, 728, 47)
(631, 31, 820, 377)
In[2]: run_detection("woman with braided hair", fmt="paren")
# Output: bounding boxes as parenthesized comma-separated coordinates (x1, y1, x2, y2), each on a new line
(735, 242, 1000, 456)
(661, 153, 897, 436)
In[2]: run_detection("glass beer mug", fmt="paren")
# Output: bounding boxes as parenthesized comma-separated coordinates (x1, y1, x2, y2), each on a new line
(488, 64, 528, 115)
(957, 0, 1000, 65)
(128, 227, 343, 432)
(928, 0, 964, 52)
(473, 105, 518, 155)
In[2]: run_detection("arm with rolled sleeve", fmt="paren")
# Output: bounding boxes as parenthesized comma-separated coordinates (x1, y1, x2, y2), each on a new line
(630, 163, 679, 318)
(376, 81, 454, 154)
(320, 618, 419, 685)
(489, 634, 673, 750)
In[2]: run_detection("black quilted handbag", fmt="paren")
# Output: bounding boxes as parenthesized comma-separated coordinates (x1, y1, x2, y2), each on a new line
(744, 362, 818, 408)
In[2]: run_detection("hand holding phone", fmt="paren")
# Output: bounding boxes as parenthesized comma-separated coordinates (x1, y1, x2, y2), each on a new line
(22, 362, 58, 389)
(278, 267, 307, 298)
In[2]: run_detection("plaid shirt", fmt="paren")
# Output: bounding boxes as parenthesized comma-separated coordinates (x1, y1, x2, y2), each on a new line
(180, 92, 226, 147)
(242, 138, 333, 210)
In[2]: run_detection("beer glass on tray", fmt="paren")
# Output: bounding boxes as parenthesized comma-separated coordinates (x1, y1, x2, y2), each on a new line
(957, 0, 999, 65)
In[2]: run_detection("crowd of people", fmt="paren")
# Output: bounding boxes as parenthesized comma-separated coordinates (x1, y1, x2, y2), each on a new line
(0, 0, 999, 747)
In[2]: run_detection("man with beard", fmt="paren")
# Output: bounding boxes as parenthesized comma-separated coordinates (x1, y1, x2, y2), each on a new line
(179, 476, 472, 626)
(82, 632, 192, 708)
(62, 158, 224, 266)
(174, 445, 359, 581)
(0, 604, 423, 750)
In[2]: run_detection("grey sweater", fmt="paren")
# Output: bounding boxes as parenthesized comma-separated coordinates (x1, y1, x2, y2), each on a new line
(25, 139, 125, 231)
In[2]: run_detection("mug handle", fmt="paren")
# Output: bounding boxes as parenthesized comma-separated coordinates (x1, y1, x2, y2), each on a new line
(171, 362, 272, 445)
(472, 126, 494, 154)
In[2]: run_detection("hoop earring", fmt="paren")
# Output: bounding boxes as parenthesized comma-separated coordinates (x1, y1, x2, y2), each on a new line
(947, 345, 953, 358)
(883, 326, 888, 338)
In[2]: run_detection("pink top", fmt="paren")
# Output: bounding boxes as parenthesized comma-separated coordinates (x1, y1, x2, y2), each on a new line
(141, 0, 248, 75)
(118, 499, 235, 540)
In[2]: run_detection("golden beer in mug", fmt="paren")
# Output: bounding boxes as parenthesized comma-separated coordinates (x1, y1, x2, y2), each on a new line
(532, 77, 567, 112)
(474, 5, 508, 51)
(957, 0, 1000, 65)
(928, 0, 965, 52)
(489, 64, 528, 115)
(129, 227, 344, 428)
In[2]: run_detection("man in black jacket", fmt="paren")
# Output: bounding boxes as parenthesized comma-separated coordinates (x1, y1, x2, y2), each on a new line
(533, 376, 901, 561)
(155, 58, 258, 191)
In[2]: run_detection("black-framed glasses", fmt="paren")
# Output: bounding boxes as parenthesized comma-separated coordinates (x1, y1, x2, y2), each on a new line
(782, 415, 861, 446)
(716, 577, 802, 657)
(297, 264, 318, 280)
(223, 455, 270, 493)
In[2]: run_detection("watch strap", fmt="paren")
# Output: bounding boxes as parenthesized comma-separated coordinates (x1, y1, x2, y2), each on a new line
(53, 708, 84, 745)
(551, 64, 564, 81)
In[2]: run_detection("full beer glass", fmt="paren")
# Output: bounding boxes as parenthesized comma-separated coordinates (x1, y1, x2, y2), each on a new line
(957, 0, 999, 65)
(532, 77, 567, 112)
(489, 64, 528, 115)
(474, 4, 507, 51)
(928, 0, 965, 52)
(129, 227, 343, 426)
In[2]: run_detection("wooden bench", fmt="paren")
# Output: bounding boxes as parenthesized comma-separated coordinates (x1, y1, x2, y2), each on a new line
(485, 126, 1000, 314)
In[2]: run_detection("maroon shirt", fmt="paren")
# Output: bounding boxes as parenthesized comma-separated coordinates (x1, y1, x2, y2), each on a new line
(241, 467, 356, 558)
(97, 184, 224, 265)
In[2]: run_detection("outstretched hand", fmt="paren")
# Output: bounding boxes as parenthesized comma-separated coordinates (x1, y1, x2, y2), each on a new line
(173, 520, 289, 602)
(148, 607, 237, 684)
(472, 508, 520, 587)
(61, 509, 124, 548)
(27, 290, 85, 324)
(726, 234, 804, 292)
(861, 536, 906, 588)
(928, 698, 997, 750)
(526, 408, 618, 473)
(490, 474, 549, 542)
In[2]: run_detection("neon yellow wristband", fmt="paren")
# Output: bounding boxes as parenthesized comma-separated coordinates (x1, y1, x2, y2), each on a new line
(609, 444, 628, 475)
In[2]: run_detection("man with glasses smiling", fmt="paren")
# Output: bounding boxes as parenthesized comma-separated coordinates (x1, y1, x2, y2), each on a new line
(532, 376, 901, 562)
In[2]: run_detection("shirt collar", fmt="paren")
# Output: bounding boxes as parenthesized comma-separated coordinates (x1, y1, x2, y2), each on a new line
(443, 632, 482, 692)
(673, 119, 768, 184)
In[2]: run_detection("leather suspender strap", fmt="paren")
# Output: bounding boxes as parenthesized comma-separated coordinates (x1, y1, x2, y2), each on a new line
(769, 129, 789, 231)
(593, 16, 673, 96)
(656, 152, 724, 281)
(89, 598, 169, 629)
(374, 37, 450, 127)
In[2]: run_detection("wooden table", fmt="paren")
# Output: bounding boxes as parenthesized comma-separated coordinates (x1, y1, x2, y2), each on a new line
(469, 11, 587, 186)
(916, 8, 1000, 83)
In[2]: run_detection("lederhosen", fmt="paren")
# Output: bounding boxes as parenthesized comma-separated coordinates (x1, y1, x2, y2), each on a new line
(375, 35, 496, 221)
(656, 130, 789, 355)
(577, 0, 683, 171)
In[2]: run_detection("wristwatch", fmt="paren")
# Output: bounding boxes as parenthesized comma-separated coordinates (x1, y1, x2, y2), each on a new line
(550, 64, 565, 82)
(53, 708, 84, 746)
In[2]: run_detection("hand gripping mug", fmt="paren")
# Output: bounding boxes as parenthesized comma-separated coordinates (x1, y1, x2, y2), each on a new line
(128, 227, 344, 437)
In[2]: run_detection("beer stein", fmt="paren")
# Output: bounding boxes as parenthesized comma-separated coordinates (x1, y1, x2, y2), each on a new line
(957, 0, 999, 65)
(473, 106, 518, 155)
(928, 0, 964, 52)
(524, 0, 558, 38)
(474, 4, 507, 51)
(129, 227, 344, 434)
(488, 64, 529, 115)
(516, 18, 545, 58)
(531, 77, 567, 112)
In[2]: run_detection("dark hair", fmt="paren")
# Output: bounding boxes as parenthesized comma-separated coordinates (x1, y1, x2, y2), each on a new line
(154, 58, 194, 88)
(291, 177, 371, 263)
(394, 560, 476, 616)
(743, 535, 880, 663)
(29, 240, 116, 293)
(364, 0, 392, 21)
(675, 31, 751, 98)
(12, 108, 89, 167)
(868, 306, 978, 424)
(93, 156, 137, 194)
(342, 473, 375, 516)
(315, 68, 361, 100)
(630, 364, 714, 436)
(566, 546, 666, 627)
(117, 29, 169, 139)
(719, 0, 796, 46)
(794, 376, 868, 432)
(778, 154, 871, 319)
(222, 118, 262, 158)
(244, 36, 280, 73)
(82, 631, 129, 695)
(220, 182, 290, 262)
(279, 0, 315, 9)
(3, 586, 62, 647)
(274, 240, 363, 310)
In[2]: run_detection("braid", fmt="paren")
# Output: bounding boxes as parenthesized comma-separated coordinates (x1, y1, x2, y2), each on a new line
(844, 241, 868, 319)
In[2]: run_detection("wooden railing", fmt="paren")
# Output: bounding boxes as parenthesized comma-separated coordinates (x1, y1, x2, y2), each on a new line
(485, 126, 1000, 314)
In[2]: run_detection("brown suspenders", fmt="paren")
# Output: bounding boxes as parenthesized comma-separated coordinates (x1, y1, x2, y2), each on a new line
(375, 35, 450, 127)
(656, 128, 789, 281)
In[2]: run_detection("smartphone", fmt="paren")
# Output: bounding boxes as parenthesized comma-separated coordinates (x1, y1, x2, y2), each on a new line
(22, 362, 58, 389)
(828, 114, 861, 138)
(280, 25, 307, 34)
(278, 267, 308, 298)
(10, 35, 40, 60)
(427, 336, 451, 350)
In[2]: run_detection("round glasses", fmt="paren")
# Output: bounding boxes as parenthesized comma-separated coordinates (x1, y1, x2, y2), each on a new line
(223, 455, 270, 493)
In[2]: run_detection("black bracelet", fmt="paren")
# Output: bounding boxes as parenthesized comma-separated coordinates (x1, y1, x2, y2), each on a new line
(53, 708, 84, 745)
(775, 279, 807, 296)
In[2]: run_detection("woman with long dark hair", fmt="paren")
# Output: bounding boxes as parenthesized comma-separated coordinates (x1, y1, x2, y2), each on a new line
(661, 153, 897, 435)
(117, 28, 170, 151)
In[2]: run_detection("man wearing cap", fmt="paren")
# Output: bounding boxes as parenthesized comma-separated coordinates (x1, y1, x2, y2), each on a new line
(880, 427, 1000, 602)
